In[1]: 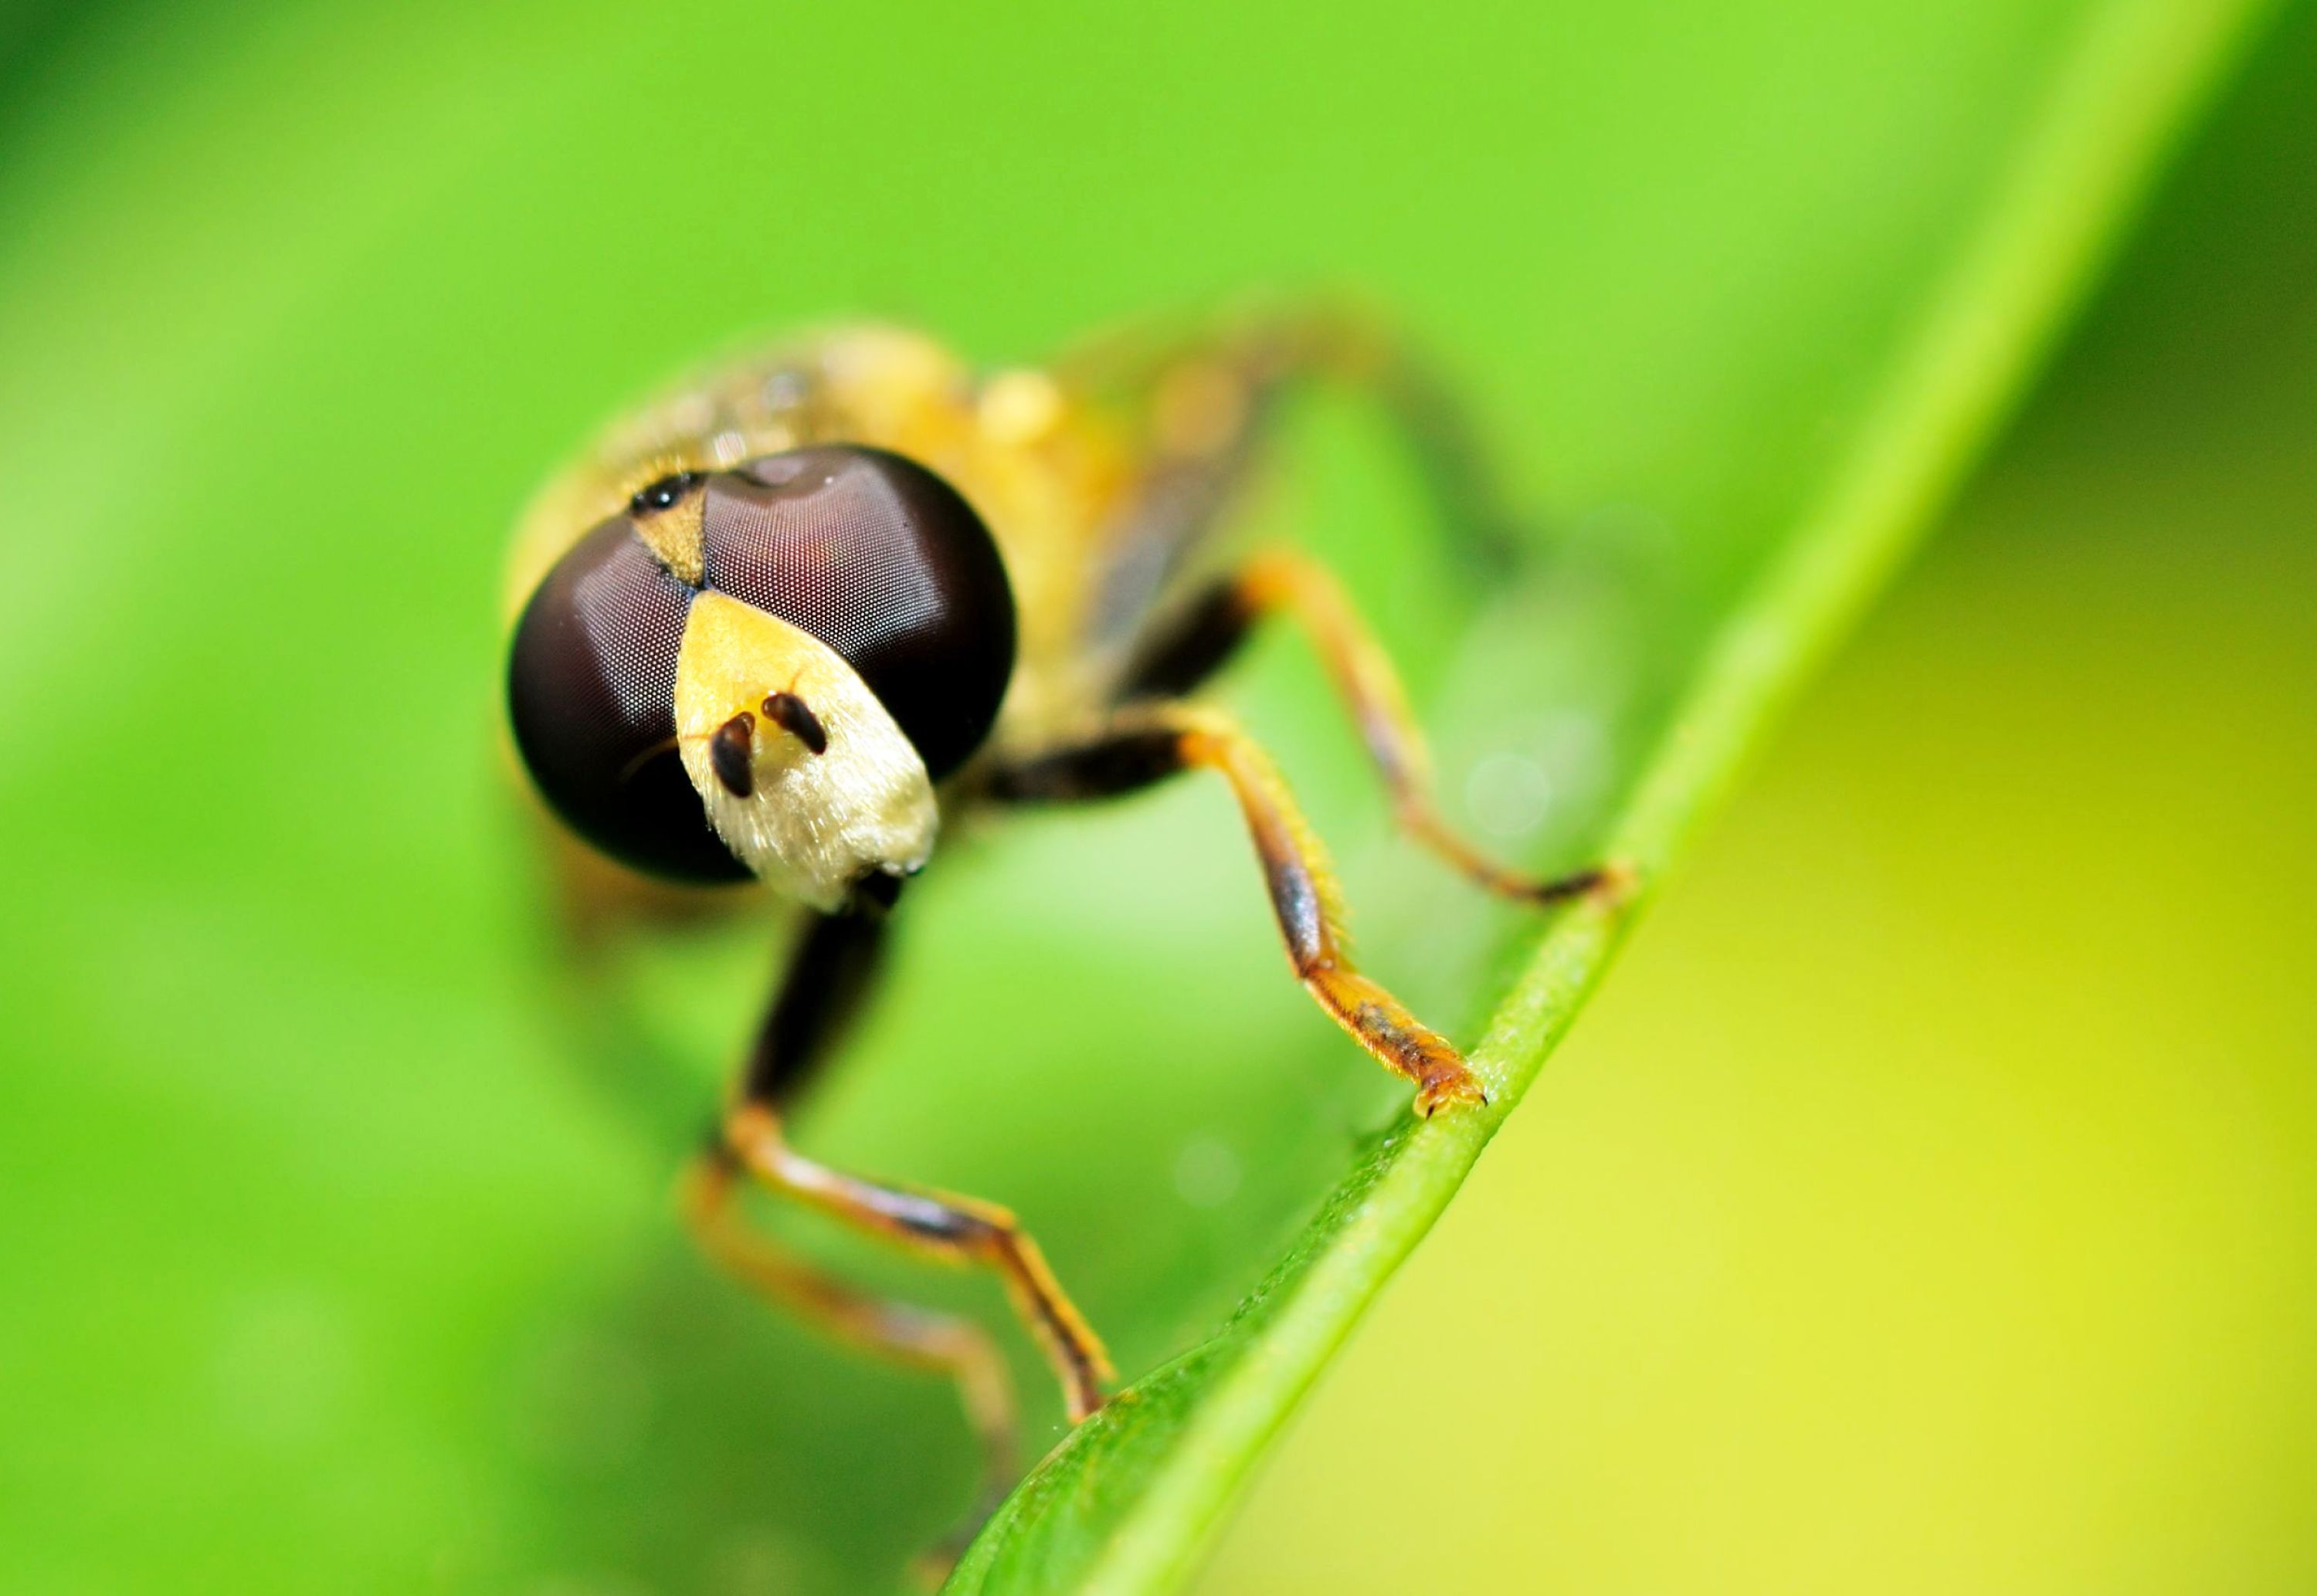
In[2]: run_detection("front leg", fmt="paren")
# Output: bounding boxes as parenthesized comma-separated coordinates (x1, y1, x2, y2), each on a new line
(985, 704, 1487, 1117)
(687, 904, 1113, 1567)
(711, 1104, 1114, 1421)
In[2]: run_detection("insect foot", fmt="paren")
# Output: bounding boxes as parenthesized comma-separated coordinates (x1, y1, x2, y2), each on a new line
(1413, 1062, 1491, 1117)
(1586, 857, 1643, 907)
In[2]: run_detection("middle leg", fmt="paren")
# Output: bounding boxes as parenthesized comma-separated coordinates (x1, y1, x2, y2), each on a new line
(1119, 546, 1613, 906)
(985, 704, 1488, 1117)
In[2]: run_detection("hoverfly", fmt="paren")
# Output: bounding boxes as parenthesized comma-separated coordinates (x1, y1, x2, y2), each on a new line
(502, 306, 1612, 1528)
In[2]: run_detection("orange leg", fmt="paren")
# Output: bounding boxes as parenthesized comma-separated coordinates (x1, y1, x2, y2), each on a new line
(1062, 307, 1614, 899)
(1241, 547, 1610, 904)
(1058, 298, 1532, 568)
(680, 1154, 1019, 1527)
(686, 906, 1112, 1550)
(711, 1103, 1114, 1422)
(1124, 547, 1613, 909)
(989, 705, 1489, 1117)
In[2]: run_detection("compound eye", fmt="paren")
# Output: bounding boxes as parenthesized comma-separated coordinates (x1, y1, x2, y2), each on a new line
(701, 446, 1016, 778)
(507, 517, 748, 883)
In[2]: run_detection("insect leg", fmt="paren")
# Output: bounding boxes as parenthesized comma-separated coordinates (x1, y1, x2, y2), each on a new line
(1068, 297, 1531, 576)
(985, 705, 1488, 1117)
(705, 911, 1111, 1425)
(711, 1105, 1113, 1422)
(1121, 547, 1614, 906)
(741, 903, 892, 1110)
(685, 907, 1095, 1551)
(679, 1152, 1019, 1523)
(1215, 301, 1535, 567)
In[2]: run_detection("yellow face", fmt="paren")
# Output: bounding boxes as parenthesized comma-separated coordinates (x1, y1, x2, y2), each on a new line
(504, 445, 1019, 899)
(673, 591, 937, 911)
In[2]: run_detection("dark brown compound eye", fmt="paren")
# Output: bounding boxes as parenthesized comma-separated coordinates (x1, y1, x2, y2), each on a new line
(701, 446, 1016, 778)
(506, 517, 748, 883)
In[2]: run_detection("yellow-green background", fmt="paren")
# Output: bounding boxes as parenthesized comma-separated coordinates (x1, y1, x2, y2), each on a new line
(1205, 27, 2317, 1584)
(0, 2, 2308, 1594)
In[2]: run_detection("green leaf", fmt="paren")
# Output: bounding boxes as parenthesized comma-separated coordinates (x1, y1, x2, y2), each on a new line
(0, 2, 2280, 1594)
(943, 3, 2278, 1591)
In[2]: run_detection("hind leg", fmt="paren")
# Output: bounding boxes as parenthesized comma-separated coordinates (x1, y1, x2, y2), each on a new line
(1063, 297, 1533, 569)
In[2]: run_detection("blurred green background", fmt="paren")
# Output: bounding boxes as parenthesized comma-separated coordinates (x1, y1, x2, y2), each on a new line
(0, 1, 2308, 1594)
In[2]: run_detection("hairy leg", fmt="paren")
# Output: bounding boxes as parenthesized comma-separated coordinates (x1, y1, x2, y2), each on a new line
(1064, 298, 1531, 570)
(710, 1104, 1111, 1421)
(1120, 546, 1613, 905)
(680, 1154, 1018, 1516)
(686, 906, 1112, 1557)
(987, 704, 1490, 1117)
(1065, 300, 1534, 675)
